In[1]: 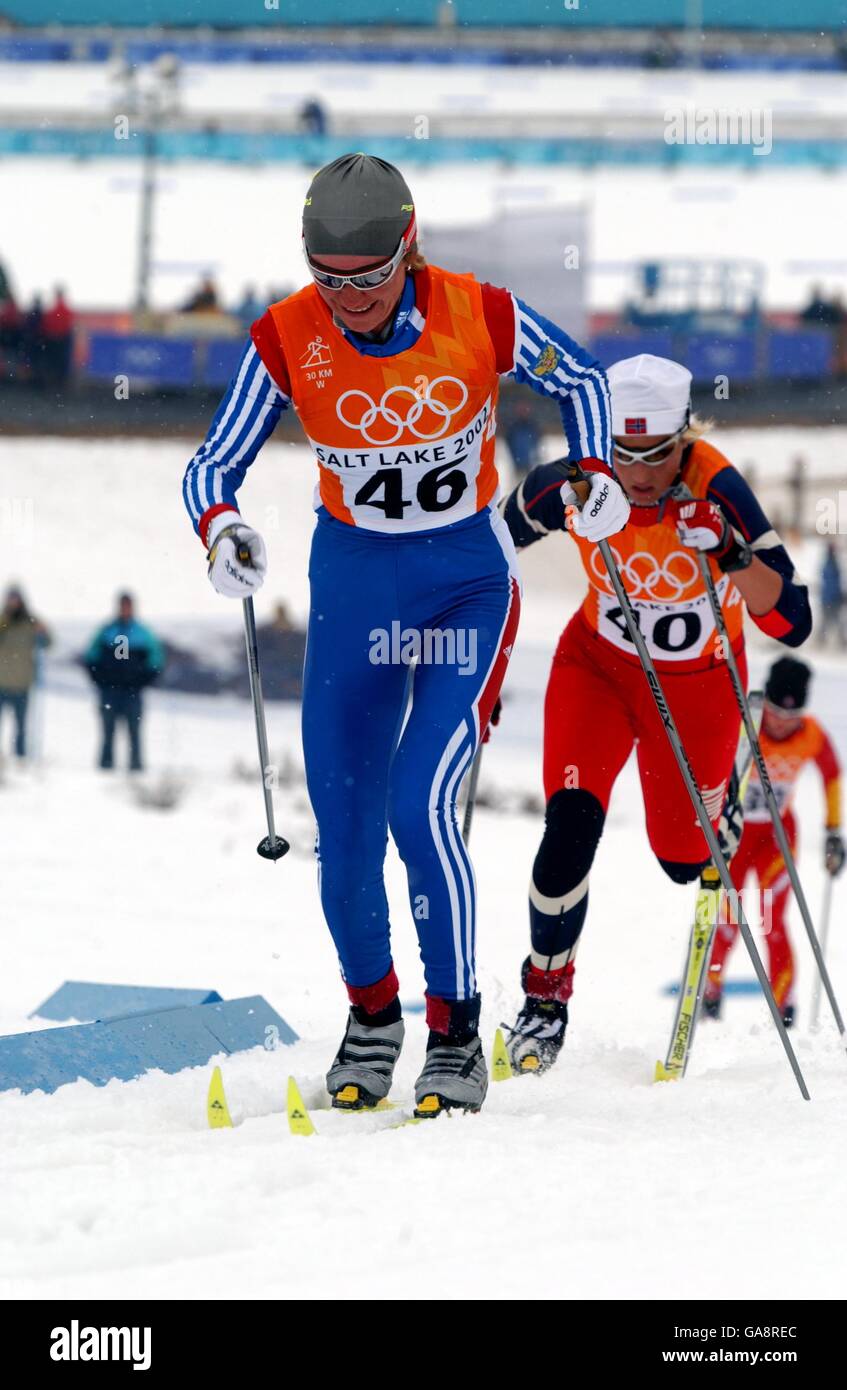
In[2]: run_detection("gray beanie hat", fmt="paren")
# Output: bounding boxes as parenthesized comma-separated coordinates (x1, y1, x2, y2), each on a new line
(302, 153, 417, 260)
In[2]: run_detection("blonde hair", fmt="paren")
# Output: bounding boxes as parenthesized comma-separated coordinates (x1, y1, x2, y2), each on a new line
(404, 244, 427, 273)
(683, 412, 714, 443)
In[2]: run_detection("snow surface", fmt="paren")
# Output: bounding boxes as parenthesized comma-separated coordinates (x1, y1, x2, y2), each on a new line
(2, 434, 847, 1301)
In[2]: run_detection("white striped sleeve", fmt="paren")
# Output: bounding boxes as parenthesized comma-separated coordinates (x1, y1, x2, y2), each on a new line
(183, 341, 289, 532)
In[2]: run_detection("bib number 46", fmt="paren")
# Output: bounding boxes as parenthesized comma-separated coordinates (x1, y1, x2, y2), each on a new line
(354, 461, 469, 520)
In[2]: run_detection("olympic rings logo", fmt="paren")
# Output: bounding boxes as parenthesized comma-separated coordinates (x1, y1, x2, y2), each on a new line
(336, 376, 469, 445)
(590, 545, 701, 600)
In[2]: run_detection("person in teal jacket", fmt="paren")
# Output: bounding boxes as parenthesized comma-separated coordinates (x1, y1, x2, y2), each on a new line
(85, 592, 164, 771)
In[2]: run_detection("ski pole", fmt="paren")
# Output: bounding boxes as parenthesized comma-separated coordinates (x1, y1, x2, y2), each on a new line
(462, 696, 502, 845)
(241, 595, 290, 863)
(461, 745, 484, 846)
(564, 467, 810, 1098)
(810, 876, 834, 1032)
(694, 549, 846, 1044)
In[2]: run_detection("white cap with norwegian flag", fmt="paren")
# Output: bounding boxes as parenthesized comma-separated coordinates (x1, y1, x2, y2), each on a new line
(607, 354, 692, 437)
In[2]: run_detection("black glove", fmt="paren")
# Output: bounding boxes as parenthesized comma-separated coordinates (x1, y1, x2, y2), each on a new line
(482, 696, 502, 745)
(717, 768, 744, 863)
(825, 831, 845, 878)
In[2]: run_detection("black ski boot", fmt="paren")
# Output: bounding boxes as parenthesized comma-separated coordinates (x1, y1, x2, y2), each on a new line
(717, 765, 744, 864)
(504, 996, 569, 1075)
(326, 1008, 404, 1110)
(413, 1032, 488, 1118)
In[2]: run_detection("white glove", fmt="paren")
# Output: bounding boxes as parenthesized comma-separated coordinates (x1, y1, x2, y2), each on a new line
(562, 472, 630, 542)
(206, 511, 267, 599)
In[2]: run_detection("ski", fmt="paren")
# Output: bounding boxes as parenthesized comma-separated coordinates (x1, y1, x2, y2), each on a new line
(655, 866, 721, 1081)
(287, 1079, 478, 1132)
(655, 694, 764, 1083)
(208, 1069, 484, 1135)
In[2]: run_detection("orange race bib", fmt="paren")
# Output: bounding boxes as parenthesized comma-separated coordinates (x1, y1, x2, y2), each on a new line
(268, 267, 500, 533)
(570, 440, 746, 671)
(745, 717, 827, 822)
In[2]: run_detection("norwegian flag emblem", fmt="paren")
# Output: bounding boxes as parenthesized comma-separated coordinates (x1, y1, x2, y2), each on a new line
(625, 417, 647, 434)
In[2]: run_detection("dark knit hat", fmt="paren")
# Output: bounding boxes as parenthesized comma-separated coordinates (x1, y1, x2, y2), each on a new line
(302, 153, 416, 260)
(765, 657, 811, 711)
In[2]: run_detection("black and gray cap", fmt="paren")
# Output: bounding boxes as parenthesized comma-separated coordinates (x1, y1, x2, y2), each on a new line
(302, 153, 417, 261)
(765, 657, 811, 711)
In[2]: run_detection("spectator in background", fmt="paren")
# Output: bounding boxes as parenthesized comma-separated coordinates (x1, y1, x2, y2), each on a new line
(0, 290, 22, 376)
(786, 454, 807, 537)
(504, 399, 542, 476)
(644, 28, 677, 68)
(181, 276, 219, 314)
(85, 593, 164, 772)
(234, 285, 265, 330)
(820, 543, 846, 649)
(298, 98, 327, 137)
(831, 293, 847, 378)
(255, 600, 305, 701)
(258, 600, 296, 636)
(800, 284, 843, 328)
(741, 460, 757, 492)
(0, 585, 51, 760)
(42, 286, 74, 385)
(22, 294, 46, 386)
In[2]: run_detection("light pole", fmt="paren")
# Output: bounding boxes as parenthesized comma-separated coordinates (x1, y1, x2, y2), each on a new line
(112, 54, 181, 316)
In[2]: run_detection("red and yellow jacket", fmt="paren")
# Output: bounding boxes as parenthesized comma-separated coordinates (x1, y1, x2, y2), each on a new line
(745, 715, 842, 828)
(502, 441, 812, 672)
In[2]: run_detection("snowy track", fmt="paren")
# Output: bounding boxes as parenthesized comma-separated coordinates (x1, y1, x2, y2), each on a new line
(2, 437, 846, 1299)
(3, 691, 846, 1301)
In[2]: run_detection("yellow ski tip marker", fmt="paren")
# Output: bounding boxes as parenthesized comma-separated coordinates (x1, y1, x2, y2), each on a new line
(491, 1027, 514, 1082)
(287, 1076, 316, 1137)
(207, 1065, 234, 1129)
(654, 1060, 682, 1084)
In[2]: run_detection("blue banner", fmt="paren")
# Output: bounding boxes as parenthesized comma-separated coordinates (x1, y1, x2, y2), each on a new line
(590, 330, 675, 367)
(86, 333, 196, 386)
(686, 333, 757, 384)
(768, 329, 834, 380)
(201, 338, 244, 388)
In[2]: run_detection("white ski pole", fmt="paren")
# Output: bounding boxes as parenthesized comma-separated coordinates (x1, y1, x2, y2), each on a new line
(810, 876, 834, 1032)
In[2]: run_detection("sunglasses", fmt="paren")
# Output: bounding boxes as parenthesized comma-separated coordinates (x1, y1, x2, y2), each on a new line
(613, 425, 687, 467)
(304, 235, 407, 292)
(764, 700, 805, 718)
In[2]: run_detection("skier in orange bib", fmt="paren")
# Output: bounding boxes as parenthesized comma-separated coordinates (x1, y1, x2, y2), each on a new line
(705, 657, 844, 1027)
(184, 154, 629, 1115)
(498, 355, 813, 1073)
